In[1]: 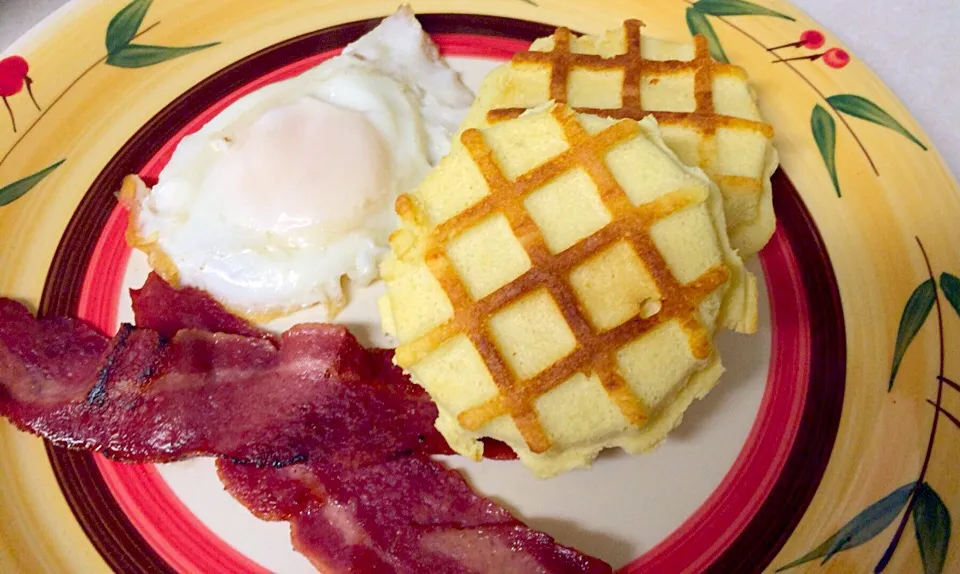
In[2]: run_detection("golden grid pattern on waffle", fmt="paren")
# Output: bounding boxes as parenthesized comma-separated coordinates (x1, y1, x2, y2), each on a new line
(394, 105, 730, 454)
(486, 20, 774, 209)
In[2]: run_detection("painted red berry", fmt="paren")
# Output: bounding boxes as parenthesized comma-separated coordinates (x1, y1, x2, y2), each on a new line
(0, 56, 28, 97)
(823, 47, 850, 69)
(799, 30, 825, 50)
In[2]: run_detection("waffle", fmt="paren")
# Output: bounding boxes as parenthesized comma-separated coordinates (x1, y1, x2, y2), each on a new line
(380, 104, 752, 477)
(459, 20, 779, 258)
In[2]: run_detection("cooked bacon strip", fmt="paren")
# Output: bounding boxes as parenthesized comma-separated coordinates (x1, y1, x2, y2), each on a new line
(131, 272, 275, 342)
(0, 288, 604, 571)
(0, 298, 437, 466)
(218, 457, 611, 573)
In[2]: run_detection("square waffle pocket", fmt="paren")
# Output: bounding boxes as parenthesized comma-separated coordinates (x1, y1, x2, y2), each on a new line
(460, 20, 779, 258)
(380, 104, 756, 477)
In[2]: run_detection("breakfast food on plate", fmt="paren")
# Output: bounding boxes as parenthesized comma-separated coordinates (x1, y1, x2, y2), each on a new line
(121, 6, 474, 321)
(0, 6, 780, 568)
(0, 296, 442, 466)
(220, 458, 610, 573)
(0, 284, 608, 573)
(459, 20, 778, 257)
(379, 103, 755, 477)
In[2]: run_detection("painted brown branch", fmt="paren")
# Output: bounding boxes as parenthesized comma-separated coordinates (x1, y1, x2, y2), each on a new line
(25, 78, 40, 111)
(771, 54, 822, 64)
(874, 236, 946, 572)
(939, 375, 960, 393)
(0, 21, 161, 168)
(926, 400, 960, 431)
(683, 1, 880, 176)
(2, 97, 14, 133)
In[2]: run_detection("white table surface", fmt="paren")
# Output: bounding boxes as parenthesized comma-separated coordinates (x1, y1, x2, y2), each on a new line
(2, 0, 959, 179)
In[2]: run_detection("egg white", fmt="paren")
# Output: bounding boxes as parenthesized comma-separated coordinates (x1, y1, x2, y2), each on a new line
(124, 7, 473, 320)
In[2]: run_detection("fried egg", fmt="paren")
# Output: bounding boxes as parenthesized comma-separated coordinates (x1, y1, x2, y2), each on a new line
(122, 7, 474, 320)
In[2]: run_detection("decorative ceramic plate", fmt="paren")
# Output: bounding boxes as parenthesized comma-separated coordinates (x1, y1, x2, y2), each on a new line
(1, 0, 957, 572)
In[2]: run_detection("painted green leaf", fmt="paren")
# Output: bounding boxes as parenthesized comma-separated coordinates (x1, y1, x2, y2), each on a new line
(889, 279, 936, 391)
(686, 7, 729, 63)
(106, 0, 152, 54)
(693, 0, 795, 20)
(775, 483, 915, 571)
(106, 42, 219, 68)
(940, 273, 960, 319)
(914, 483, 951, 574)
(811, 104, 840, 197)
(0, 160, 66, 207)
(826, 94, 927, 151)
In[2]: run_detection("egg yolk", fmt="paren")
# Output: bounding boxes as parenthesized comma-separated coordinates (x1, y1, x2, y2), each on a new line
(203, 97, 392, 247)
